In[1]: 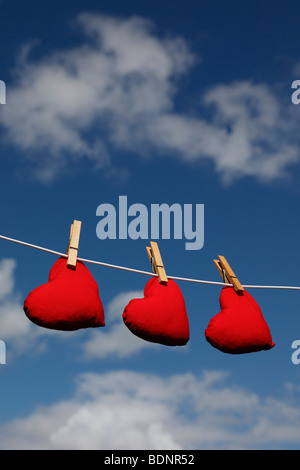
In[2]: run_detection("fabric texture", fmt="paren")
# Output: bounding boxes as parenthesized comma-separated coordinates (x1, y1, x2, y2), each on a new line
(24, 257, 105, 331)
(205, 286, 275, 354)
(123, 277, 189, 346)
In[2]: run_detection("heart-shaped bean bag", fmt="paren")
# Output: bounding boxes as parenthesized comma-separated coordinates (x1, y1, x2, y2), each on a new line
(122, 277, 189, 346)
(205, 286, 275, 354)
(24, 257, 105, 331)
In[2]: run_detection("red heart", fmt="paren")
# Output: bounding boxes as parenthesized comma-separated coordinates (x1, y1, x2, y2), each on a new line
(122, 277, 189, 346)
(24, 257, 105, 331)
(205, 286, 275, 354)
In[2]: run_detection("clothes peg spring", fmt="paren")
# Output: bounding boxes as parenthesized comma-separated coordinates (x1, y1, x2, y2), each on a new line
(214, 255, 244, 292)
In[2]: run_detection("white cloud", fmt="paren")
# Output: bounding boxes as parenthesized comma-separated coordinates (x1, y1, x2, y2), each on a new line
(0, 13, 193, 183)
(0, 257, 95, 357)
(0, 258, 43, 353)
(1, 369, 300, 450)
(82, 290, 161, 359)
(0, 257, 74, 355)
(1, 13, 299, 184)
(202, 81, 300, 183)
(0, 259, 165, 360)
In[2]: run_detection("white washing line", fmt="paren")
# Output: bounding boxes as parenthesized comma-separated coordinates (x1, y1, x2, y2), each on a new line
(0, 234, 300, 291)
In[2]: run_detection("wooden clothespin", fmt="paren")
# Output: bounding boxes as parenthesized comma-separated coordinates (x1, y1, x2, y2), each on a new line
(67, 220, 82, 269)
(214, 255, 244, 292)
(146, 241, 168, 285)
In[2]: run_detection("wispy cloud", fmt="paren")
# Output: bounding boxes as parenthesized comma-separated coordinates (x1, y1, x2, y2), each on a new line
(1, 369, 300, 449)
(0, 12, 299, 184)
(82, 290, 161, 359)
(0, 258, 82, 357)
(0, 261, 161, 359)
(0, 14, 193, 183)
(0, 258, 44, 354)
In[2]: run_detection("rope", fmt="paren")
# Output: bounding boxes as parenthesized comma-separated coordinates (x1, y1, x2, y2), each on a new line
(1, 234, 300, 291)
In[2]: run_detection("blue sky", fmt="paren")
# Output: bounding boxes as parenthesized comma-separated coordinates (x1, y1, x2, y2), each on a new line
(1, 0, 300, 450)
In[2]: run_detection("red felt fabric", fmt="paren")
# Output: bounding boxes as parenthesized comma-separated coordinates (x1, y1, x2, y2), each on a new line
(24, 257, 105, 331)
(123, 277, 189, 346)
(205, 286, 275, 354)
